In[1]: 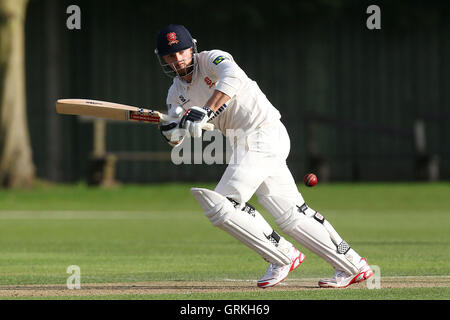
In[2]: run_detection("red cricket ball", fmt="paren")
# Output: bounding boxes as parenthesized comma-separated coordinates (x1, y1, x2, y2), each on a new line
(304, 173, 318, 187)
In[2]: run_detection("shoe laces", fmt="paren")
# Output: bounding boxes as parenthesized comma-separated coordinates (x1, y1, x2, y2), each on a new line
(263, 247, 297, 277)
(265, 262, 286, 277)
(268, 263, 281, 272)
(333, 270, 349, 280)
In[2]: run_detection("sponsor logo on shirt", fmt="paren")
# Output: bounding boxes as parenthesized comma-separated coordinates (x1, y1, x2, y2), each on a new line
(176, 95, 190, 106)
(204, 76, 215, 89)
(213, 55, 228, 65)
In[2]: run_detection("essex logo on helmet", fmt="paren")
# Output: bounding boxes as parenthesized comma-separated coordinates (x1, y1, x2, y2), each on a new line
(167, 32, 179, 45)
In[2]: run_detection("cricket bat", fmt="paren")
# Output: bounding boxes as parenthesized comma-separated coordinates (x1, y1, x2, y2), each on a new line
(55, 99, 214, 131)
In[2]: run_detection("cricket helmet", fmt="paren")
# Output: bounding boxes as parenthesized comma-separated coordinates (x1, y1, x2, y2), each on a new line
(155, 24, 198, 78)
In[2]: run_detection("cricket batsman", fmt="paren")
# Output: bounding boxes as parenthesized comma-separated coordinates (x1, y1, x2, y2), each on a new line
(155, 24, 373, 288)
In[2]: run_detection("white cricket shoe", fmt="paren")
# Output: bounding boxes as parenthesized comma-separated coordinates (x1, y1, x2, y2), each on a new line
(318, 258, 374, 288)
(257, 247, 305, 289)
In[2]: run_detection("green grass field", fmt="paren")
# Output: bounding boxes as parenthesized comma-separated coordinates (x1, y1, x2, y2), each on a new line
(0, 181, 449, 300)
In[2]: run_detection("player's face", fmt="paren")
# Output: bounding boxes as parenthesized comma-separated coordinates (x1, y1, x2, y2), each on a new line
(162, 48, 193, 77)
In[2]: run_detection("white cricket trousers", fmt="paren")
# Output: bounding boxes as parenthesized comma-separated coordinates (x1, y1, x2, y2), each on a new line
(215, 120, 305, 211)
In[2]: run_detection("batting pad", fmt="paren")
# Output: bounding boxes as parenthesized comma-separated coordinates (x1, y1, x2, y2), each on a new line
(191, 188, 292, 266)
(259, 195, 363, 275)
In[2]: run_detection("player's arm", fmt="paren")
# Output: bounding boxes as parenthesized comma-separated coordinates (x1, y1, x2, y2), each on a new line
(179, 52, 244, 137)
(205, 89, 231, 113)
(209, 53, 246, 104)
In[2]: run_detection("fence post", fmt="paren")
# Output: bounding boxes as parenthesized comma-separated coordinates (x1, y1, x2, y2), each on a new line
(87, 119, 117, 186)
(413, 119, 439, 181)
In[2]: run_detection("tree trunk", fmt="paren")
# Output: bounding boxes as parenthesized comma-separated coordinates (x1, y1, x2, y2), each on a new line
(0, 0, 35, 188)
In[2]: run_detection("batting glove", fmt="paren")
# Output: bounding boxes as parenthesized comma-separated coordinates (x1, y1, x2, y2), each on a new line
(159, 121, 187, 147)
(179, 106, 213, 139)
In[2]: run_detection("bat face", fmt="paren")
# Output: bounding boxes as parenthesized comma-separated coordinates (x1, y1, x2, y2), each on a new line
(55, 99, 165, 123)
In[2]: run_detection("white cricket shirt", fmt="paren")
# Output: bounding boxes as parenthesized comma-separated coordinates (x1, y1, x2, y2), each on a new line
(165, 50, 281, 135)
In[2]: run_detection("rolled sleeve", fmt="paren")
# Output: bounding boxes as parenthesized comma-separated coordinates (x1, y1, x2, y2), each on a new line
(216, 61, 246, 98)
(207, 52, 247, 98)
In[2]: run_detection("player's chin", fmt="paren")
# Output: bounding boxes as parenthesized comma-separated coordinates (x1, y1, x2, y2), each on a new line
(177, 67, 193, 78)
